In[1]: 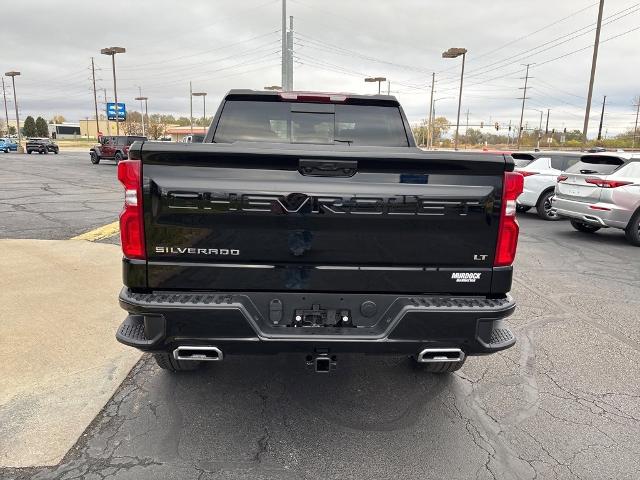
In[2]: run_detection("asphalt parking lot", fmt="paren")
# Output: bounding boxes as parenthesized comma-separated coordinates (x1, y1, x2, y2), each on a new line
(1, 151, 639, 480)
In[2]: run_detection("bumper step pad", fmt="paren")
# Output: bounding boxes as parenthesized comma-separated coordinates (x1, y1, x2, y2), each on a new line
(116, 314, 163, 348)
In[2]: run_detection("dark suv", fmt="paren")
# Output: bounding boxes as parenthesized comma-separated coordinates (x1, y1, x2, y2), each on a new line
(90, 135, 146, 164)
(26, 138, 59, 154)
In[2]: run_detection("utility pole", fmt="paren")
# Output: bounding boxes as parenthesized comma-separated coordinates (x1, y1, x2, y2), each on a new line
(633, 97, 640, 149)
(286, 16, 294, 91)
(427, 72, 435, 149)
(90, 58, 100, 139)
(517, 63, 532, 150)
(189, 81, 193, 135)
(597, 95, 606, 141)
(545, 109, 550, 135)
(102, 88, 111, 135)
(1, 77, 9, 137)
(387, 81, 390, 95)
(582, 0, 605, 145)
(465, 108, 469, 149)
(536, 109, 543, 150)
(282, 0, 287, 91)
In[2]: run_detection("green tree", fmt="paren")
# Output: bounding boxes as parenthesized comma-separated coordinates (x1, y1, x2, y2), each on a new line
(35, 117, 49, 137)
(8, 125, 16, 135)
(23, 116, 37, 137)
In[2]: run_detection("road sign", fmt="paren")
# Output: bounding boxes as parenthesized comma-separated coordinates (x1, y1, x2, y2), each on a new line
(106, 102, 126, 121)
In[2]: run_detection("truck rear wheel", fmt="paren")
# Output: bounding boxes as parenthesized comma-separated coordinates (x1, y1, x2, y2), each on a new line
(412, 357, 466, 373)
(153, 352, 201, 372)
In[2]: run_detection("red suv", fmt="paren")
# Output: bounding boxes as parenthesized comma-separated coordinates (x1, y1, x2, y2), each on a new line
(90, 135, 146, 164)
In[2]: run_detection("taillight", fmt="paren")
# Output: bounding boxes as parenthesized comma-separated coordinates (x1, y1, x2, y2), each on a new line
(557, 175, 568, 182)
(494, 172, 524, 267)
(117, 160, 145, 259)
(518, 171, 538, 177)
(585, 178, 632, 188)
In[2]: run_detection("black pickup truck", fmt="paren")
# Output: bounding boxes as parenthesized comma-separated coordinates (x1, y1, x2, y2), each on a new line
(115, 90, 523, 374)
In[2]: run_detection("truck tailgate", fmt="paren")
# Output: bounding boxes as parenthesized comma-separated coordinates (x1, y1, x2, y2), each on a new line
(140, 143, 507, 293)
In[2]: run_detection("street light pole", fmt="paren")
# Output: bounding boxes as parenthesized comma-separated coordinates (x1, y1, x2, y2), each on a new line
(189, 81, 193, 136)
(100, 47, 126, 136)
(364, 77, 387, 95)
(192, 92, 207, 128)
(442, 47, 467, 150)
(135, 94, 149, 137)
(5, 71, 23, 153)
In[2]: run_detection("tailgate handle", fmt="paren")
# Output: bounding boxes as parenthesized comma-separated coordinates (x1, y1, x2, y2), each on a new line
(299, 159, 357, 177)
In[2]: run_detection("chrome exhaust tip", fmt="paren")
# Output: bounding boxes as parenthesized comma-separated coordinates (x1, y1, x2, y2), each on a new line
(416, 348, 465, 363)
(173, 346, 223, 362)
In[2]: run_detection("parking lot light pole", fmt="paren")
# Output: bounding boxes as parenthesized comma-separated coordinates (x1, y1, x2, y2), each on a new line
(5, 71, 23, 153)
(192, 92, 207, 127)
(442, 48, 467, 151)
(364, 77, 387, 95)
(100, 47, 126, 135)
(135, 96, 148, 136)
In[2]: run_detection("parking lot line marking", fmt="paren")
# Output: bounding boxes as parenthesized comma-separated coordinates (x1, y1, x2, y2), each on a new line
(71, 221, 120, 241)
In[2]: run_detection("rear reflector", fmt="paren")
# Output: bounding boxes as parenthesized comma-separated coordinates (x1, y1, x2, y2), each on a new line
(589, 205, 611, 211)
(117, 160, 145, 259)
(557, 175, 568, 182)
(494, 172, 524, 267)
(585, 178, 632, 188)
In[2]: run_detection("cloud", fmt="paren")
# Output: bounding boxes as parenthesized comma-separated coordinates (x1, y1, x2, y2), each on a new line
(1, 0, 638, 136)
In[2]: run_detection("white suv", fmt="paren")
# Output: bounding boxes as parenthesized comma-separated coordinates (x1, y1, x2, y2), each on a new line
(516, 153, 582, 220)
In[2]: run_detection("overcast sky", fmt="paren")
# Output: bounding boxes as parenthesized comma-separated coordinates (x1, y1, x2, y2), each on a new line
(1, 0, 639, 137)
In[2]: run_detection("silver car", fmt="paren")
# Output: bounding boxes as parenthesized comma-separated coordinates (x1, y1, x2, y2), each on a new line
(552, 153, 640, 246)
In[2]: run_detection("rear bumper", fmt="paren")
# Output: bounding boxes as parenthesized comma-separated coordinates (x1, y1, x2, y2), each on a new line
(117, 288, 516, 357)
(551, 196, 630, 229)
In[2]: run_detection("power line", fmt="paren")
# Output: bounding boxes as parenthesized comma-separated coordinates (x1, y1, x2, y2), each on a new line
(435, 3, 640, 88)
(120, 30, 281, 71)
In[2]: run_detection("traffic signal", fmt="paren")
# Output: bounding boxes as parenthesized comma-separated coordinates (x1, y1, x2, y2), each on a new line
(495, 122, 499, 131)
(563, 127, 567, 133)
(480, 121, 484, 128)
(508, 125, 512, 131)
(552, 128, 555, 134)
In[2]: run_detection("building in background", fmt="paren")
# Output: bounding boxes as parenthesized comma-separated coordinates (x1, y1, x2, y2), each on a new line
(48, 123, 81, 139)
(165, 126, 207, 142)
(79, 119, 123, 140)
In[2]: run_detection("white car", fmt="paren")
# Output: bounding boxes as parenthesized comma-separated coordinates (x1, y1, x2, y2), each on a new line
(516, 152, 582, 220)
